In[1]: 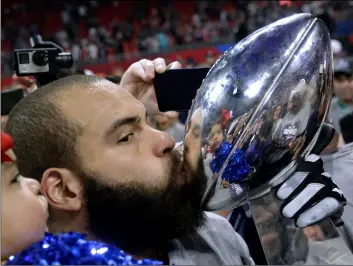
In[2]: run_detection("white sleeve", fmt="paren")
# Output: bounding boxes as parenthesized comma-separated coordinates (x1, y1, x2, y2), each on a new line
(205, 212, 255, 265)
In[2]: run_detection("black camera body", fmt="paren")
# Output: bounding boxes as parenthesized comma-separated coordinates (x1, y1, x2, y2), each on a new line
(13, 35, 73, 86)
(14, 47, 71, 76)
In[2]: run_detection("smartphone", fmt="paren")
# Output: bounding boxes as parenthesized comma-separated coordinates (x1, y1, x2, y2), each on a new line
(153, 67, 210, 112)
(1, 88, 27, 115)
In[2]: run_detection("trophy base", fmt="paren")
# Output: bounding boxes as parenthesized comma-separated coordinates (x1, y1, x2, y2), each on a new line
(248, 191, 353, 265)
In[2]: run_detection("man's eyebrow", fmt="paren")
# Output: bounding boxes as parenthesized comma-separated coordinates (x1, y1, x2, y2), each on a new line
(104, 116, 140, 138)
(104, 111, 148, 138)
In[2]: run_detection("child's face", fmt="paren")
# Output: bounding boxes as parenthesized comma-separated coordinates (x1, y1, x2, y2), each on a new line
(209, 124, 224, 153)
(1, 162, 48, 259)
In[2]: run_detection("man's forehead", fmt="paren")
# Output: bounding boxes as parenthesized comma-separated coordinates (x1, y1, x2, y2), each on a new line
(56, 82, 138, 125)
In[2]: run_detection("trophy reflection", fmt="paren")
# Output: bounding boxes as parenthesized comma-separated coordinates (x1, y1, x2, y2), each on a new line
(183, 13, 353, 265)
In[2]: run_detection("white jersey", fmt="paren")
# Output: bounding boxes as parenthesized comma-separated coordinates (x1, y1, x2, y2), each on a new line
(169, 212, 254, 265)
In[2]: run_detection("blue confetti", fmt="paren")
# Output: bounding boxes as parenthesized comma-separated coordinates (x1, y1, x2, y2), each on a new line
(210, 141, 252, 183)
(6, 232, 163, 265)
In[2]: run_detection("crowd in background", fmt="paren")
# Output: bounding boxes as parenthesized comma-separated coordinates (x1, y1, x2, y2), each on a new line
(2, 0, 353, 135)
(1, 1, 353, 262)
(2, 0, 353, 77)
(1, 0, 353, 138)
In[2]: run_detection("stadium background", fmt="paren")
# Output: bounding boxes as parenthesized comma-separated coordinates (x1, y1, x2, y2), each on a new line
(1, 0, 353, 88)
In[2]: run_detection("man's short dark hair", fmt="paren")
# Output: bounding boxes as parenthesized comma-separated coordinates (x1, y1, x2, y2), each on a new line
(105, 75, 121, 84)
(5, 74, 104, 181)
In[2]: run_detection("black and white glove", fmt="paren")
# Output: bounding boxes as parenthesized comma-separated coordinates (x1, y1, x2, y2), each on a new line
(276, 154, 346, 228)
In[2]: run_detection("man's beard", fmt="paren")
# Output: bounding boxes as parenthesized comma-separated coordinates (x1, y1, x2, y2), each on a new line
(81, 150, 207, 255)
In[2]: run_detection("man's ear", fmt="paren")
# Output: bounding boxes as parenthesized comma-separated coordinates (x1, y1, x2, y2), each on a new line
(41, 168, 83, 211)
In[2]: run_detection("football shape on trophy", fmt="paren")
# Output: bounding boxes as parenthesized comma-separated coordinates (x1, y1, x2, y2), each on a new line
(183, 13, 333, 212)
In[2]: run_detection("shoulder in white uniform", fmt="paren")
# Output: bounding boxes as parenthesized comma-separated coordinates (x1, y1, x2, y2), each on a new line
(200, 212, 254, 265)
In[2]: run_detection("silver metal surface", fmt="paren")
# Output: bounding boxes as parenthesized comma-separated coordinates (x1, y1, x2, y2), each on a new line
(181, 13, 353, 265)
(249, 192, 353, 265)
(184, 13, 333, 212)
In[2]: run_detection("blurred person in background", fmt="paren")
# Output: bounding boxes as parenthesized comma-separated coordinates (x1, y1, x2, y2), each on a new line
(157, 29, 170, 51)
(141, 34, 160, 53)
(331, 39, 351, 71)
(71, 40, 82, 61)
(322, 113, 353, 252)
(185, 57, 198, 69)
(329, 64, 353, 134)
(148, 112, 185, 143)
(111, 66, 124, 78)
(200, 50, 217, 67)
(86, 40, 99, 61)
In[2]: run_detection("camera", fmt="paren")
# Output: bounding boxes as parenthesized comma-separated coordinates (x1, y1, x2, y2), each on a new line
(13, 35, 73, 86)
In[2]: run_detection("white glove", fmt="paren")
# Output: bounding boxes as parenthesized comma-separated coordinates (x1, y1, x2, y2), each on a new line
(276, 154, 346, 228)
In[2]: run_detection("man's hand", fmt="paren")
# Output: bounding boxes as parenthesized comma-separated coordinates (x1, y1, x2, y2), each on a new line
(303, 224, 325, 241)
(120, 58, 181, 119)
(275, 154, 346, 228)
(12, 74, 37, 93)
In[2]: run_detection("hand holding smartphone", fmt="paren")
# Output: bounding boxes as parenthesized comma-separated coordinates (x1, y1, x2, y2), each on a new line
(153, 67, 210, 112)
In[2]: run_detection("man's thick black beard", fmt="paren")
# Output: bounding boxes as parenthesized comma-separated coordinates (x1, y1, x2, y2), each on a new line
(82, 153, 207, 255)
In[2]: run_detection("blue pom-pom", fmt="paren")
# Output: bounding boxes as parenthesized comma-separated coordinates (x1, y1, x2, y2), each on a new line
(210, 141, 252, 183)
(6, 232, 163, 265)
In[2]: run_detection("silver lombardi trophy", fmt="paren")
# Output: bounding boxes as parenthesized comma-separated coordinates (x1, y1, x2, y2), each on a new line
(183, 13, 353, 264)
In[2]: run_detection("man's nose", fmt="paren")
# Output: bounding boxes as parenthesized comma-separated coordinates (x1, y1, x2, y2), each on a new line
(151, 128, 176, 157)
